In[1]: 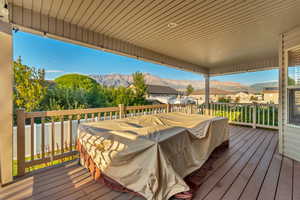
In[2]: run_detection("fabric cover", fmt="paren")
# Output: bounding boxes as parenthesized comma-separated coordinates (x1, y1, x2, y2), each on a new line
(77, 112, 229, 200)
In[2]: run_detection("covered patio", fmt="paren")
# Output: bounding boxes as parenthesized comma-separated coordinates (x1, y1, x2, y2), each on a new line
(1, 0, 300, 199)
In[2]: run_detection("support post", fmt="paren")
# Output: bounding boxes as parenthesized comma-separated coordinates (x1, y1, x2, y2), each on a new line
(16, 109, 26, 176)
(204, 74, 210, 115)
(119, 104, 125, 119)
(0, 21, 13, 185)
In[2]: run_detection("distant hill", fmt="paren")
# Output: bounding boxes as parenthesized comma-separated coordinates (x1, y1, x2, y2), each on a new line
(90, 73, 253, 92)
(250, 81, 278, 92)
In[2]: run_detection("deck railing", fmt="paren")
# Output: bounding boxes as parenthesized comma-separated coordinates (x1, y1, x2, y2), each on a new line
(197, 103, 278, 129)
(15, 103, 277, 176)
(15, 104, 190, 176)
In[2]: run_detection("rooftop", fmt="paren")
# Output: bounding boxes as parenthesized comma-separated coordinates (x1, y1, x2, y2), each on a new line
(147, 84, 178, 95)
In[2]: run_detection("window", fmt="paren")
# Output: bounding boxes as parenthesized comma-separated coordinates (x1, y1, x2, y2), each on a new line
(288, 88, 300, 125)
(287, 49, 300, 125)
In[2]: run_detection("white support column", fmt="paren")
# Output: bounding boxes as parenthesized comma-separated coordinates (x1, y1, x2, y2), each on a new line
(204, 74, 210, 115)
(0, 20, 13, 185)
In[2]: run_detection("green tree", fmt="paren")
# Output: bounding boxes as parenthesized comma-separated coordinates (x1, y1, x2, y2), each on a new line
(288, 76, 296, 85)
(218, 97, 230, 103)
(13, 57, 47, 111)
(132, 72, 148, 105)
(42, 87, 88, 110)
(186, 84, 194, 95)
(54, 74, 99, 91)
(54, 74, 107, 108)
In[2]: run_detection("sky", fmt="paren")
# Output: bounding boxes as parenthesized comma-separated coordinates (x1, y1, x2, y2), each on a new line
(13, 31, 278, 85)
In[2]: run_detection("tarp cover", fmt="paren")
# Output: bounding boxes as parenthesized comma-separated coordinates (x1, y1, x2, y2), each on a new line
(77, 112, 229, 200)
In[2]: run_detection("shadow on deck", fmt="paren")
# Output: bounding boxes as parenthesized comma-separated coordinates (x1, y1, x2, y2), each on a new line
(0, 126, 299, 200)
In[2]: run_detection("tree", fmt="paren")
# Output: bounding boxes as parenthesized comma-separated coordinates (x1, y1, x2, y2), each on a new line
(186, 84, 194, 96)
(54, 74, 107, 108)
(54, 74, 99, 91)
(132, 72, 148, 105)
(218, 97, 230, 103)
(288, 76, 296, 85)
(42, 87, 88, 110)
(13, 57, 47, 111)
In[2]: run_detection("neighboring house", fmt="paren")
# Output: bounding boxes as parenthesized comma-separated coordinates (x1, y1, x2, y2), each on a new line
(189, 88, 234, 103)
(146, 84, 179, 104)
(233, 91, 251, 103)
(263, 87, 279, 104)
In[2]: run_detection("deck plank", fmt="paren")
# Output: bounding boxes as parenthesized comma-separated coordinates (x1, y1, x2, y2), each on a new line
(257, 149, 283, 200)
(0, 126, 293, 200)
(294, 160, 300, 200)
(235, 133, 278, 200)
(275, 156, 293, 200)
(194, 129, 266, 200)
(201, 130, 272, 200)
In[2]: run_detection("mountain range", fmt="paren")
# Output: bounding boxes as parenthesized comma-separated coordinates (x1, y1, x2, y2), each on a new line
(90, 73, 278, 93)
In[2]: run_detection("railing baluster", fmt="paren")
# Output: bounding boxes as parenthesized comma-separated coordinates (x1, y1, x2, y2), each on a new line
(30, 117, 34, 161)
(272, 106, 275, 126)
(51, 118, 55, 159)
(98, 112, 101, 121)
(258, 105, 261, 125)
(60, 116, 64, 154)
(263, 105, 265, 125)
(69, 115, 73, 151)
(77, 114, 81, 124)
(41, 117, 45, 159)
(268, 105, 270, 126)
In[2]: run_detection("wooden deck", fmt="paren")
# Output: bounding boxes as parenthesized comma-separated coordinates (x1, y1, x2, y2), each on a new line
(0, 126, 299, 200)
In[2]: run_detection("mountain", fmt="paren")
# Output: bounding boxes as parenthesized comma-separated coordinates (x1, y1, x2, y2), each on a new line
(90, 73, 253, 92)
(250, 81, 278, 92)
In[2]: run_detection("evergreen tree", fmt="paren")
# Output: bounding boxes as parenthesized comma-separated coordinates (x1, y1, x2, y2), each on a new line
(132, 72, 148, 105)
(186, 84, 194, 95)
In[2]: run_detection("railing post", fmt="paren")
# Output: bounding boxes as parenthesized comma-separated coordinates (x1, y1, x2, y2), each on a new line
(252, 103, 257, 129)
(16, 109, 26, 176)
(119, 104, 125, 118)
(166, 104, 171, 113)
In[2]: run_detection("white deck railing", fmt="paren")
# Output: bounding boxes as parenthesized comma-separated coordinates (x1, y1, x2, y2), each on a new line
(197, 103, 278, 129)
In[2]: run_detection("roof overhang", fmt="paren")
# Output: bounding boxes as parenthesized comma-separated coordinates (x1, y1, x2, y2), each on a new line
(3, 0, 300, 75)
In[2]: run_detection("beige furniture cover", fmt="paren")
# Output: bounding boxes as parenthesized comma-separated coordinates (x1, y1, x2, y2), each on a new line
(77, 112, 229, 200)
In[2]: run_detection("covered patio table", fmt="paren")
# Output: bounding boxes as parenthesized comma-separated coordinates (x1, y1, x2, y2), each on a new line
(77, 112, 229, 200)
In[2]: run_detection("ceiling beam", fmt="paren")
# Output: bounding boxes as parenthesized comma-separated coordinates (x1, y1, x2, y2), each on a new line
(209, 57, 279, 76)
(8, 4, 208, 75)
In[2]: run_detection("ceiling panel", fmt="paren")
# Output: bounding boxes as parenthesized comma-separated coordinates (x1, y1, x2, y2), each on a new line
(7, 0, 300, 74)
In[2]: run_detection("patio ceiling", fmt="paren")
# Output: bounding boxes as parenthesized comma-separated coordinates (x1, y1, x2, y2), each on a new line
(6, 0, 300, 75)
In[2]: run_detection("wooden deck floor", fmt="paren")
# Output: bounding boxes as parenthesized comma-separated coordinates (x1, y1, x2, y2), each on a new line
(1, 126, 299, 200)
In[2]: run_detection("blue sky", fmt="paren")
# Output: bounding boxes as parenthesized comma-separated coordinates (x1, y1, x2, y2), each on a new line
(13, 31, 278, 85)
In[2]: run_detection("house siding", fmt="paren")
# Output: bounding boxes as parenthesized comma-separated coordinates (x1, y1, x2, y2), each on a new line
(280, 27, 300, 162)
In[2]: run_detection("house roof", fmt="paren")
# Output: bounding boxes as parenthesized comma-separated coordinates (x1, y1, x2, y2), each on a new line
(190, 88, 234, 95)
(147, 85, 178, 95)
(263, 87, 279, 94)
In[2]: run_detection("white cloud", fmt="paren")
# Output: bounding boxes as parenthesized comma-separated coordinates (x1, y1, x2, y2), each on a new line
(45, 70, 64, 73)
